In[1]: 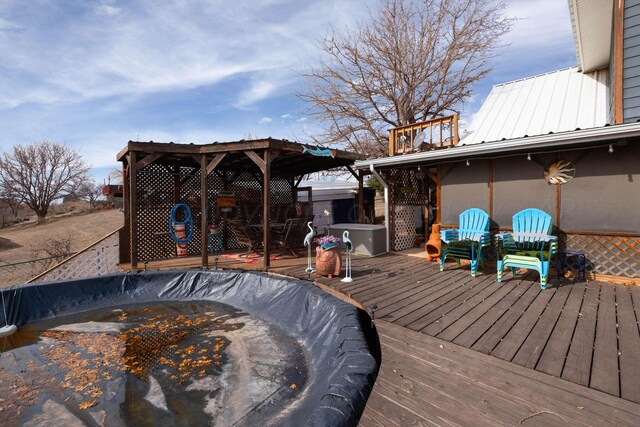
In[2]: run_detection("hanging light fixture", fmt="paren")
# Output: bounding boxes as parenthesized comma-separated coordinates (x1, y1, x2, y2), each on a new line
(527, 153, 531, 161)
(465, 159, 470, 166)
(608, 144, 614, 153)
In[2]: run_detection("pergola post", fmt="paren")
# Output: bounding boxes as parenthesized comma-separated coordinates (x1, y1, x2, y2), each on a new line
(129, 151, 138, 269)
(358, 169, 365, 222)
(200, 154, 208, 268)
(263, 149, 271, 270)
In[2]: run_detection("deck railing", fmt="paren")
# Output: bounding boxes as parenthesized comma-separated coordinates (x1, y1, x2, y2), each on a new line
(388, 114, 459, 156)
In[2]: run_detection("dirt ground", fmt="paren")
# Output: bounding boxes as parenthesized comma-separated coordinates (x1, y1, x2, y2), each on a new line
(0, 210, 123, 264)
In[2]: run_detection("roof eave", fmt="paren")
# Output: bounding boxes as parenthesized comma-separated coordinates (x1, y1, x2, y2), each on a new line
(355, 123, 640, 169)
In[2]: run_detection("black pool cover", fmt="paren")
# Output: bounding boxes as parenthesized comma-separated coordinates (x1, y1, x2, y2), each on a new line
(0, 270, 380, 426)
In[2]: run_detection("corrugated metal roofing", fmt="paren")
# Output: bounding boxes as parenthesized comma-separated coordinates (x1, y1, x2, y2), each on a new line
(460, 67, 609, 146)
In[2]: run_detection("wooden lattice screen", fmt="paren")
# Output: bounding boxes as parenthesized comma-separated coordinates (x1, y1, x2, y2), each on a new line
(564, 233, 640, 278)
(134, 164, 294, 262)
(387, 168, 431, 251)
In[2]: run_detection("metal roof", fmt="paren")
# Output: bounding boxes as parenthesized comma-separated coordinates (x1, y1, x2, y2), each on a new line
(459, 67, 609, 146)
(354, 121, 640, 170)
(568, 0, 614, 72)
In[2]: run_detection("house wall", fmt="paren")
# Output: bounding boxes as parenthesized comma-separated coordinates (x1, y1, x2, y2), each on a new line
(439, 144, 640, 233)
(493, 155, 556, 228)
(560, 144, 640, 233)
(623, 0, 640, 122)
(440, 161, 490, 226)
(436, 143, 640, 278)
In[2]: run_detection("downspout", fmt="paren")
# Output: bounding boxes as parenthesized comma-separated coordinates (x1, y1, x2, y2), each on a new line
(370, 164, 390, 253)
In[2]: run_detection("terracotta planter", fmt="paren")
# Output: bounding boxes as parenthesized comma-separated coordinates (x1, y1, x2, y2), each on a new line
(315, 246, 342, 278)
(425, 223, 441, 262)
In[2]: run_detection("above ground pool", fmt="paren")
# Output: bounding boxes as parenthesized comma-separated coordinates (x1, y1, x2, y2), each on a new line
(0, 270, 380, 426)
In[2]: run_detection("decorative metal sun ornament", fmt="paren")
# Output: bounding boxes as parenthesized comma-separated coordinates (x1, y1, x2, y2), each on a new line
(544, 160, 576, 185)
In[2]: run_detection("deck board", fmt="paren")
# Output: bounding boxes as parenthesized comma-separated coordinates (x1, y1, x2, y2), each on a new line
(461, 278, 541, 351)
(511, 282, 572, 368)
(590, 284, 620, 397)
(417, 273, 503, 334)
(382, 271, 475, 323)
(616, 284, 640, 403)
(535, 281, 586, 377)
(562, 281, 600, 386)
(436, 275, 530, 341)
(364, 320, 640, 427)
(490, 283, 555, 361)
(402, 272, 497, 331)
(350, 265, 442, 306)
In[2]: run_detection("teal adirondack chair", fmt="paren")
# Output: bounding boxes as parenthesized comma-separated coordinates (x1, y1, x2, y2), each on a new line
(496, 208, 558, 289)
(440, 208, 491, 277)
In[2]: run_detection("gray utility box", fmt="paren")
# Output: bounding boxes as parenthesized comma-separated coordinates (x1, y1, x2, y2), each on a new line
(329, 223, 387, 257)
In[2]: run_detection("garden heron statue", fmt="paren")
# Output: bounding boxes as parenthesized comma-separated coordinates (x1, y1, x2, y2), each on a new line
(341, 230, 353, 282)
(304, 222, 315, 273)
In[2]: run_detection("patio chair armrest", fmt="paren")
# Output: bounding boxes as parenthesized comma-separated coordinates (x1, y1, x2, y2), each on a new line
(441, 229, 459, 243)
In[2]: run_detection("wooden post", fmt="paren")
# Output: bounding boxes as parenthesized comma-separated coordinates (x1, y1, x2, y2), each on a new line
(200, 154, 208, 268)
(614, 0, 624, 124)
(129, 151, 138, 269)
(436, 165, 441, 225)
(556, 184, 562, 229)
(488, 160, 494, 219)
(121, 160, 131, 264)
(358, 169, 365, 223)
(388, 130, 395, 156)
(263, 149, 271, 270)
(453, 113, 460, 145)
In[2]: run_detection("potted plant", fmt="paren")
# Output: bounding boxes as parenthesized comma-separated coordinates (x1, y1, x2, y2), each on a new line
(315, 235, 342, 278)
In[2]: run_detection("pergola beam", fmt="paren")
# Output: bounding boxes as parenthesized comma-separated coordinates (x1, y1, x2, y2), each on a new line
(136, 152, 163, 170)
(243, 150, 266, 173)
(206, 153, 227, 175)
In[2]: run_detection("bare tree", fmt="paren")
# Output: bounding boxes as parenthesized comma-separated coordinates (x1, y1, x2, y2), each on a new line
(108, 167, 123, 185)
(300, 0, 512, 156)
(76, 181, 103, 211)
(0, 181, 24, 220)
(30, 234, 74, 272)
(0, 141, 90, 223)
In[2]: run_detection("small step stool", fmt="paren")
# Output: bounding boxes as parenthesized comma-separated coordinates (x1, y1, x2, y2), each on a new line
(557, 250, 586, 282)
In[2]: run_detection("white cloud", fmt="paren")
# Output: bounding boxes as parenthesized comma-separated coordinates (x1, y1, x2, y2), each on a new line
(0, 0, 370, 110)
(281, 113, 291, 119)
(258, 117, 273, 125)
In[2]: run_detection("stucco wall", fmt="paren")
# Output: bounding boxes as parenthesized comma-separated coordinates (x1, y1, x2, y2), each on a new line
(439, 144, 640, 233)
(440, 161, 490, 225)
(560, 144, 640, 233)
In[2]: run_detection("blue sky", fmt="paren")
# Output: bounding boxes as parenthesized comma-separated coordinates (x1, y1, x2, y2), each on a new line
(0, 0, 576, 183)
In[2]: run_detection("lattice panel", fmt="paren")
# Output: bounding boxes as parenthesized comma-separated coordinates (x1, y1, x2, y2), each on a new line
(177, 167, 203, 257)
(205, 171, 228, 250)
(32, 232, 122, 283)
(564, 233, 640, 278)
(388, 168, 429, 206)
(270, 177, 295, 222)
(133, 166, 295, 259)
(136, 164, 182, 261)
(228, 172, 263, 250)
(394, 205, 416, 251)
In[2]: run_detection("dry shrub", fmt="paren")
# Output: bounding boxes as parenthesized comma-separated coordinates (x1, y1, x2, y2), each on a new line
(30, 234, 74, 272)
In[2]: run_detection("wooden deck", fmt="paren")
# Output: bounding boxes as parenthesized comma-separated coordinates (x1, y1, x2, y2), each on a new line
(124, 252, 640, 424)
(360, 320, 640, 426)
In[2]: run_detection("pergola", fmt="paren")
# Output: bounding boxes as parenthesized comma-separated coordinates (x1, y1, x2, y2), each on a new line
(117, 138, 366, 270)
